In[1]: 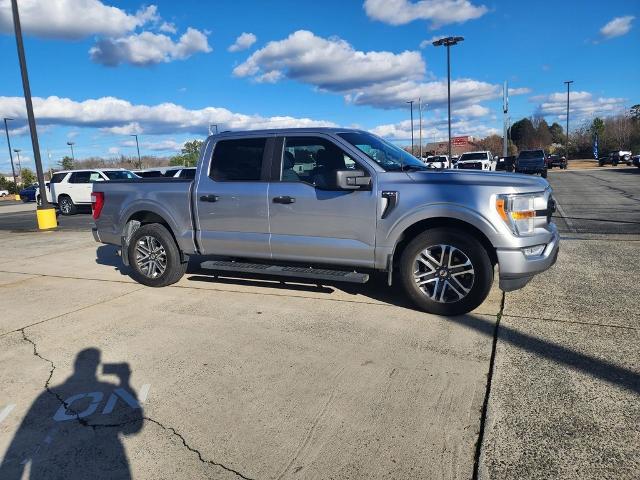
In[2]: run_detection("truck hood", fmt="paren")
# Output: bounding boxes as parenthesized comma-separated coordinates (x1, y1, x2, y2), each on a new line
(406, 170, 549, 192)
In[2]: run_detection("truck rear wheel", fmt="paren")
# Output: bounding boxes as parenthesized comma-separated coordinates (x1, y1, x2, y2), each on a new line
(399, 228, 493, 316)
(128, 223, 187, 287)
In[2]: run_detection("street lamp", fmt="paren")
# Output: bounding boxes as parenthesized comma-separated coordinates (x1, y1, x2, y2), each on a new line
(564, 80, 574, 162)
(433, 36, 464, 162)
(66, 141, 75, 161)
(3, 118, 19, 191)
(13, 148, 22, 177)
(9, 0, 55, 228)
(406, 100, 415, 155)
(130, 134, 142, 168)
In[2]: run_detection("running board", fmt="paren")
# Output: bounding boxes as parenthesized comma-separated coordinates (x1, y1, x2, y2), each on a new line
(199, 260, 369, 284)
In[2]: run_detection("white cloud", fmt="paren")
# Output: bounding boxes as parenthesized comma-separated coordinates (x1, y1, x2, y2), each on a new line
(533, 91, 626, 121)
(508, 87, 532, 95)
(233, 30, 424, 91)
(599, 15, 634, 39)
(90, 28, 211, 66)
(107, 147, 120, 155)
(454, 104, 489, 117)
(159, 22, 177, 34)
(0, 0, 156, 39)
(371, 116, 498, 141)
(363, 0, 488, 29)
(228, 32, 257, 52)
(0, 95, 338, 135)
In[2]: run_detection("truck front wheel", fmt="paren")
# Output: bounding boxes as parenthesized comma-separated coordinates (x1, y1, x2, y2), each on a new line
(399, 228, 493, 316)
(128, 223, 187, 287)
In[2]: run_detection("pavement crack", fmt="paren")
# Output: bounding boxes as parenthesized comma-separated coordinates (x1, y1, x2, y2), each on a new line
(472, 290, 504, 480)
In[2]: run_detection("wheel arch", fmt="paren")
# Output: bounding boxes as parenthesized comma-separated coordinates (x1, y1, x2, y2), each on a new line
(121, 209, 184, 266)
(391, 217, 498, 270)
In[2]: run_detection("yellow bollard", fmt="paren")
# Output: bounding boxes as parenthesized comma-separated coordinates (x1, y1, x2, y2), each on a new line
(36, 207, 57, 230)
(14, 194, 21, 201)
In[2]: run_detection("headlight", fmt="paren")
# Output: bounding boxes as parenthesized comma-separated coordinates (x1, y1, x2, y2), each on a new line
(496, 191, 548, 236)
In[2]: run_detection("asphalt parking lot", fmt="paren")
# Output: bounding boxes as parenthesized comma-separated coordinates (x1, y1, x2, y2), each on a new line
(0, 167, 638, 479)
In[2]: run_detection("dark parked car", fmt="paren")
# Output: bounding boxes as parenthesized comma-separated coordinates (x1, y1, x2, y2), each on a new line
(516, 149, 548, 178)
(547, 154, 567, 169)
(19, 184, 38, 202)
(632, 155, 640, 168)
(496, 156, 515, 172)
(599, 151, 632, 166)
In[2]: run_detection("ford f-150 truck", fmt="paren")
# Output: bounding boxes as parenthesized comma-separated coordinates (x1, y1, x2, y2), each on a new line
(92, 128, 559, 316)
(455, 151, 497, 171)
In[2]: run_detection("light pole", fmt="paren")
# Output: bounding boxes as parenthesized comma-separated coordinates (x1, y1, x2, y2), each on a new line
(406, 100, 414, 155)
(3, 118, 18, 191)
(433, 36, 464, 162)
(209, 123, 218, 135)
(418, 98, 423, 160)
(564, 80, 573, 162)
(66, 141, 75, 161)
(10, 0, 55, 228)
(13, 149, 22, 177)
(130, 134, 142, 168)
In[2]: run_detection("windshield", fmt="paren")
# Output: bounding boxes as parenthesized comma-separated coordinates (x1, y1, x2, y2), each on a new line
(103, 170, 137, 180)
(518, 150, 544, 159)
(338, 132, 428, 171)
(459, 152, 487, 161)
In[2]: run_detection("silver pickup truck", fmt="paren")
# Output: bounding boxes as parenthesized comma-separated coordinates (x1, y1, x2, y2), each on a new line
(92, 128, 559, 316)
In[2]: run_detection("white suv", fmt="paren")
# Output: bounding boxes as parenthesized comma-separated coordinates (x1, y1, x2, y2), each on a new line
(42, 169, 136, 215)
(456, 151, 497, 171)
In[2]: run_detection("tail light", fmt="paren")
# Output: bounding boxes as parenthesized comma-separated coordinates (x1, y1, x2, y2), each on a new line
(91, 192, 104, 220)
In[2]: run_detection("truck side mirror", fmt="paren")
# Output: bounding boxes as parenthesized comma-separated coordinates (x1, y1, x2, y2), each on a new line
(335, 170, 371, 190)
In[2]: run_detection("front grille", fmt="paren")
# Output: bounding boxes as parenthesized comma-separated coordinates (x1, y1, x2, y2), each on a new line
(458, 162, 482, 170)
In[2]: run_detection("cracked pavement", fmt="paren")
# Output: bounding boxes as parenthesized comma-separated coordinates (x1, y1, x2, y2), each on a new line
(0, 169, 638, 479)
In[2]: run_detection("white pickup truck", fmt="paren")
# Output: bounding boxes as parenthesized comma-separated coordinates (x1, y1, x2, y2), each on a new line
(43, 168, 137, 215)
(456, 151, 497, 171)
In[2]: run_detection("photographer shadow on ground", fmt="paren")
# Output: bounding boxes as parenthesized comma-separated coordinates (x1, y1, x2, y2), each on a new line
(0, 348, 143, 480)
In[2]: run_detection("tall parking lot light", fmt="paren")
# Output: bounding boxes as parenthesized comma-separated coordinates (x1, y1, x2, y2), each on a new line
(433, 36, 464, 162)
(13, 149, 22, 177)
(564, 80, 573, 162)
(131, 134, 142, 168)
(10, 0, 56, 229)
(406, 100, 415, 155)
(67, 141, 75, 161)
(3, 118, 19, 198)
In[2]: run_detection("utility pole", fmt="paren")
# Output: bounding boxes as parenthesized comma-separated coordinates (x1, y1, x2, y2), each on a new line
(10, 0, 56, 228)
(13, 149, 22, 177)
(502, 81, 509, 158)
(406, 100, 414, 155)
(433, 36, 464, 163)
(3, 118, 18, 193)
(418, 98, 423, 160)
(67, 141, 75, 161)
(131, 134, 142, 168)
(564, 80, 573, 162)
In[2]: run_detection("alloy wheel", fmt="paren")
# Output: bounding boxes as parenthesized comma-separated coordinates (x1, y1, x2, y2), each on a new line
(413, 244, 475, 303)
(135, 236, 167, 278)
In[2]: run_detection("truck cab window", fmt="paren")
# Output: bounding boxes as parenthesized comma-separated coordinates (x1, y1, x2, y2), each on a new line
(210, 138, 266, 181)
(282, 137, 357, 189)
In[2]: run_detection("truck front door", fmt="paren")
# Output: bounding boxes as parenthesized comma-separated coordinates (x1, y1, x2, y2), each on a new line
(195, 136, 272, 258)
(267, 135, 377, 268)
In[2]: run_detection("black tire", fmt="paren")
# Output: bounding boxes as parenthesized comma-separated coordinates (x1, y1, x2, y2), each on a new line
(541, 169, 548, 178)
(127, 223, 187, 287)
(58, 195, 77, 215)
(398, 228, 493, 316)
(22, 197, 30, 203)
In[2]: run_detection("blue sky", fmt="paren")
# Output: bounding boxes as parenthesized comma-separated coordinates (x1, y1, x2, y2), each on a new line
(0, 0, 638, 170)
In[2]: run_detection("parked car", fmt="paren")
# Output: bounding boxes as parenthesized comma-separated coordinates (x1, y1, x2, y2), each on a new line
(496, 156, 515, 172)
(547, 154, 567, 169)
(92, 128, 559, 316)
(632, 155, 640, 168)
(516, 149, 548, 178)
(163, 167, 196, 179)
(455, 151, 497, 171)
(423, 155, 450, 169)
(19, 184, 38, 202)
(44, 168, 137, 215)
(599, 151, 632, 166)
(0, 189, 9, 197)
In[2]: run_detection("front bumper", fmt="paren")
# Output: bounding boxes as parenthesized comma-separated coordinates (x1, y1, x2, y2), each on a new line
(496, 224, 560, 291)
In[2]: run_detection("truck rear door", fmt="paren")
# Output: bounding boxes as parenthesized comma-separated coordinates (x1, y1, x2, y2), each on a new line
(194, 136, 271, 258)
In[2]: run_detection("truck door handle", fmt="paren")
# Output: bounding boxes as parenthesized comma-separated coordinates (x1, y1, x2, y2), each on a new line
(199, 194, 219, 202)
(273, 195, 295, 204)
